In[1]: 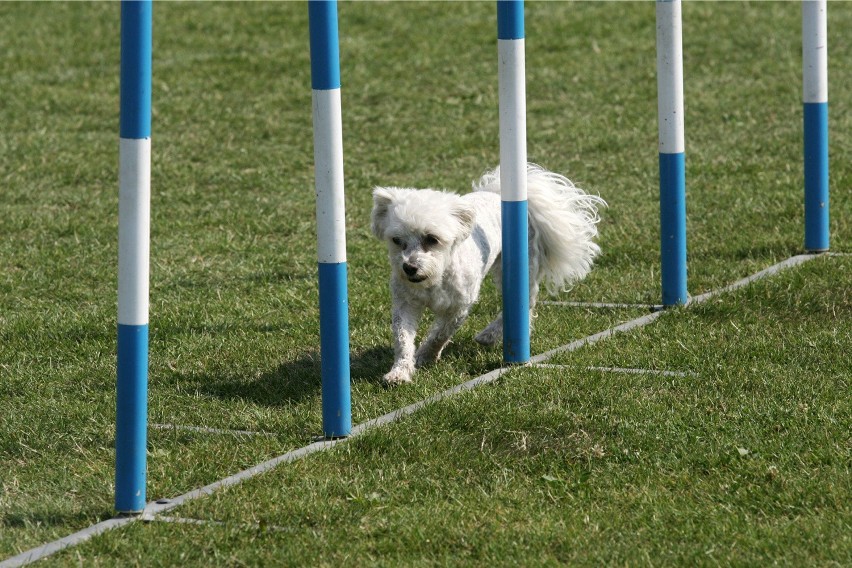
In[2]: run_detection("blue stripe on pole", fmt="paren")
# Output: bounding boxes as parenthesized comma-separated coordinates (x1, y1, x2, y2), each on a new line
(120, 0, 152, 139)
(497, 0, 525, 40)
(115, 323, 148, 513)
(804, 102, 829, 251)
(318, 261, 352, 437)
(308, 0, 342, 91)
(501, 200, 530, 363)
(659, 152, 688, 305)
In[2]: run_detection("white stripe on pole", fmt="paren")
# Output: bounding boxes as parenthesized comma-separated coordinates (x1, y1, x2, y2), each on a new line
(656, 0, 685, 155)
(118, 137, 151, 326)
(312, 88, 347, 265)
(802, 0, 828, 104)
(498, 39, 527, 202)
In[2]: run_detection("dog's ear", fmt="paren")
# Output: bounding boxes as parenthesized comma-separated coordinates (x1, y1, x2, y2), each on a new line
(451, 200, 476, 242)
(371, 187, 395, 238)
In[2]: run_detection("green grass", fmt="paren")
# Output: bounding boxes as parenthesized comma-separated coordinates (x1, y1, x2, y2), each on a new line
(0, 1, 850, 565)
(77, 258, 852, 567)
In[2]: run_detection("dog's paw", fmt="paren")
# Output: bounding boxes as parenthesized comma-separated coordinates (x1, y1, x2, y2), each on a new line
(414, 350, 440, 368)
(474, 327, 502, 346)
(382, 367, 413, 386)
(475, 316, 503, 346)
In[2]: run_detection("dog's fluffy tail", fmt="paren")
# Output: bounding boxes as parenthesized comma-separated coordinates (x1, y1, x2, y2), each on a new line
(472, 163, 606, 294)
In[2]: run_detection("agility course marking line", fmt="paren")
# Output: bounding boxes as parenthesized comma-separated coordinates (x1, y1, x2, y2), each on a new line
(532, 254, 821, 365)
(0, 253, 826, 568)
(150, 423, 279, 438)
(533, 364, 696, 378)
(530, 308, 664, 364)
(0, 439, 349, 568)
(540, 301, 665, 311)
(686, 254, 818, 305)
(0, 518, 137, 568)
(586, 366, 695, 378)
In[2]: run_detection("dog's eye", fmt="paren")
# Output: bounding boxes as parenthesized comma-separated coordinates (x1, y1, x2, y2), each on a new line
(391, 237, 404, 248)
(423, 234, 440, 247)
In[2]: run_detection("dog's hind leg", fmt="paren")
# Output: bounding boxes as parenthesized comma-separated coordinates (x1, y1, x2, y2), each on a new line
(475, 256, 504, 346)
(474, 251, 541, 346)
(474, 313, 503, 346)
(528, 251, 542, 327)
(415, 309, 470, 367)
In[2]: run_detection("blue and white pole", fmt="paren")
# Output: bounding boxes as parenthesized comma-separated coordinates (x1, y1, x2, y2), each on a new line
(802, 0, 829, 252)
(116, 0, 152, 514)
(309, 0, 351, 438)
(497, 0, 530, 363)
(655, 0, 688, 306)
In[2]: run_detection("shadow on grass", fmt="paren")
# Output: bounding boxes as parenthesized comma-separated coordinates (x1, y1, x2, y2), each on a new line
(185, 346, 396, 407)
(177, 333, 504, 409)
(2, 507, 113, 531)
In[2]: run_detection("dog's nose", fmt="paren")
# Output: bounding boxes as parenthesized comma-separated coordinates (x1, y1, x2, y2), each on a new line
(402, 263, 418, 277)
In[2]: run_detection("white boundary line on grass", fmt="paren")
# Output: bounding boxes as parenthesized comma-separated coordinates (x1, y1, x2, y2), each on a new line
(533, 364, 696, 378)
(0, 253, 824, 568)
(540, 301, 665, 311)
(686, 254, 817, 304)
(586, 366, 695, 377)
(0, 518, 137, 568)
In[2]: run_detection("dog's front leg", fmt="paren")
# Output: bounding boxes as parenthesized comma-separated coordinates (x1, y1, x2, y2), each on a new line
(384, 300, 422, 385)
(416, 309, 469, 367)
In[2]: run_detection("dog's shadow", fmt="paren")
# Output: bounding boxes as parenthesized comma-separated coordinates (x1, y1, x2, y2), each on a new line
(189, 346, 395, 408)
(187, 335, 502, 408)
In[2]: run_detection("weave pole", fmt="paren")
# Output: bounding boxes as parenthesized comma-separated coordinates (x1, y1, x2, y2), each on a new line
(308, 0, 352, 438)
(802, 0, 829, 252)
(497, 0, 530, 363)
(115, 0, 152, 514)
(655, 0, 688, 306)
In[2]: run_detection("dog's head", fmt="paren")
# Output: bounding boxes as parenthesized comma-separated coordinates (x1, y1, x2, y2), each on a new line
(371, 187, 475, 286)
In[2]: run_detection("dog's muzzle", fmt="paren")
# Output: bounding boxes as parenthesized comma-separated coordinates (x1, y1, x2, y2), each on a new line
(402, 262, 426, 283)
(402, 262, 418, 277)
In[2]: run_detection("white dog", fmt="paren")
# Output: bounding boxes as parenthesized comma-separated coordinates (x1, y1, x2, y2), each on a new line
(371, 163, 605, 385)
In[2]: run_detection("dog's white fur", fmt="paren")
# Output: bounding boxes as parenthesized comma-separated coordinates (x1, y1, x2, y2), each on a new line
(371, 163, 605, 385)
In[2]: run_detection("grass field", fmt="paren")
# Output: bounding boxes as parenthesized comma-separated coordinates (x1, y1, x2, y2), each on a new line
(1, 1, 850, 566)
